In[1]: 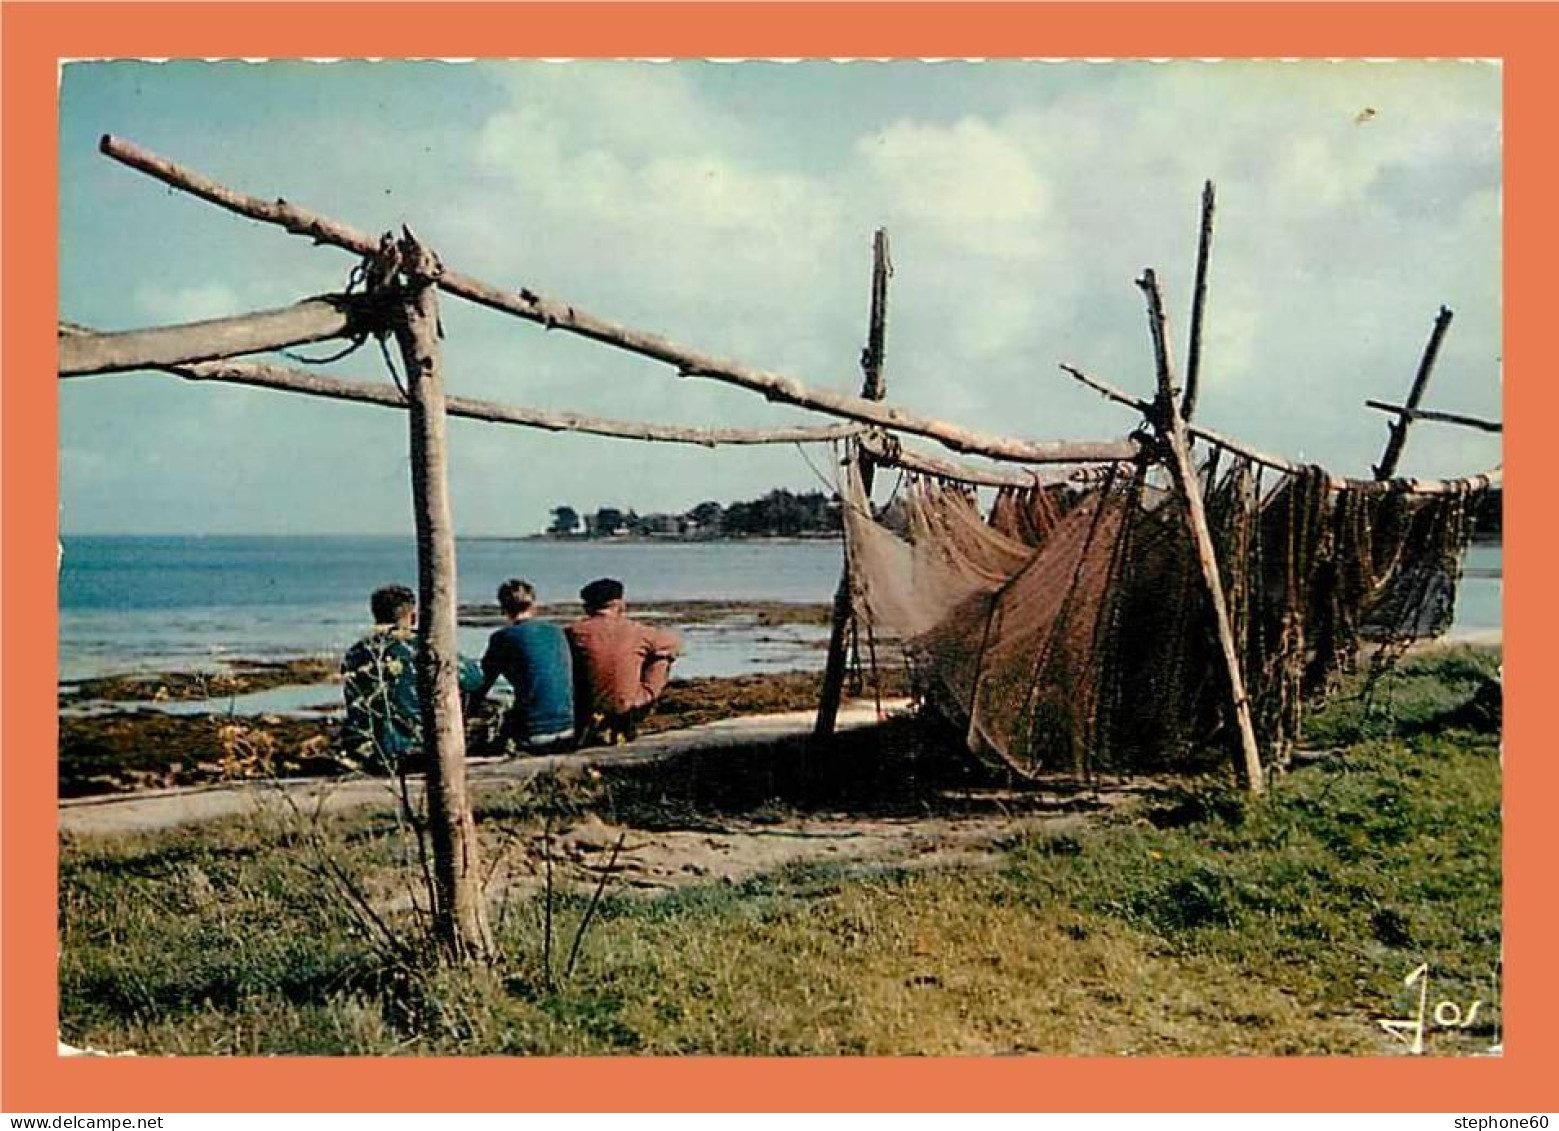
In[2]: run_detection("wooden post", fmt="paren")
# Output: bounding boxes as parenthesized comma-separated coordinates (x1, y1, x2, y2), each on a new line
(1182, 181, 1216, 422)
(1138, 269, 1265, 795)
(1373, 305, 1454, 480)
(388, 228, 494, 962)
(815, 230, 891, 741)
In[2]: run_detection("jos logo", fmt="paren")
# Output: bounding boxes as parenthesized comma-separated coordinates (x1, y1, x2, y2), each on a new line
(1378, 962, 1499, 1055)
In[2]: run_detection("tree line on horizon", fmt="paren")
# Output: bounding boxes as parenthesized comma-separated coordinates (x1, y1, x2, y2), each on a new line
(546, 488, 843, 539)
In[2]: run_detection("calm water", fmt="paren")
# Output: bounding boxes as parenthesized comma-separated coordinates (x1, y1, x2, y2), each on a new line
(58, 536, 845, 683)
(58, 535, 1502, 686)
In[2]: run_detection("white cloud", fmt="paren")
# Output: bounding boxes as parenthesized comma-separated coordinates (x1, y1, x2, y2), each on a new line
(854, 117, 1052, 259)
(478, 62, 741, 165)
(60, 60, 1503, 533)
(133, 281, 246, 325)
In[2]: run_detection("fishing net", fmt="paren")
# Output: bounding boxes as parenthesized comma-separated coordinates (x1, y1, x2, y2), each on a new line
(841, 444, 1482, 778)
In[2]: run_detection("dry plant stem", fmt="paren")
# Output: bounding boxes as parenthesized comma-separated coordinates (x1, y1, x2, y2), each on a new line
(1365, 399, 1500, 434)
(317, 840, 420, 968)
(818, 229, 893, 742)
(57, 296, 376, 375)
(1375, 306, 1455, 480)
(395, 759, 439, 926)
(58, 345, 862, 448)
(271, 782, 421, 969)
(565, 831, 627, 981)
(542, 815, 555, 990)
(1138, 269, 1265, 796)
(1060, 363, 1501, 496)
(99, 135, 1133, 468)
(391, 233, 495, 964)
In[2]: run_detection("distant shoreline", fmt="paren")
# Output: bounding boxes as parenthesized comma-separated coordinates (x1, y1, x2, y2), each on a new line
(499, 533, 844, 545)
(60, 532, 846, 543)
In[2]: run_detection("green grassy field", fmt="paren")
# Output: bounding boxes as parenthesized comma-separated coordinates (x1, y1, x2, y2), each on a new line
(58, 648, 1501, 1056)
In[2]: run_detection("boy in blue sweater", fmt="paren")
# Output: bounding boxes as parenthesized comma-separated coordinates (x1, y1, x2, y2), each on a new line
(467, 578, 575, 753)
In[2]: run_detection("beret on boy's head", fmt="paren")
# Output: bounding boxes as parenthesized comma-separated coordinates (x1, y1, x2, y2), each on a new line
(580, 577, 625, 611)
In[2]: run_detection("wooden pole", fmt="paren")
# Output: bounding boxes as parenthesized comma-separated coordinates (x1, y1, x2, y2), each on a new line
(58, 341, 863, 448)
(98, 135, 1136, 468)
(857, 431, 1058, 489)
(1374, 306, 1455, 480)
(1060, 363, 1501, 496)
(1365, 399, 1500, 434)
(57, 296, 377, 375)
(1182, 181, 1216, 422)
(815, 230, 891, 741)
(61, 333, 1060, 484)
(388, 229, 494, 962)
(1138, 269, 1265, 795)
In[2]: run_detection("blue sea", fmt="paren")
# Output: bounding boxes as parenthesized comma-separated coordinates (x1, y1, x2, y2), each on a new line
(58, 536, 846, 686)
(58, 535, 1502, 697)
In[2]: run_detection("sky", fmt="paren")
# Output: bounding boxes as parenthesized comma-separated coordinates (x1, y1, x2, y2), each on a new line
(58, 59, 1502, 535)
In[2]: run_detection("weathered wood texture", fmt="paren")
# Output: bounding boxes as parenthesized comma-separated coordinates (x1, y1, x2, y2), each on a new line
(58, 342, 863, 448)
(58, 296, 376, 375)
(99, 135, 1135, 468)
(1182, 181, 1216, 422)
(1139, 270, 1265, 796)
(860, 229, 891, 401)
(1061, 364, 1501, 495)
(390, 234, 494, 962)
(817, 229, 892, 742)
(1374, 306, 1455, 480)
(857, 432, 1065, 489)
(1365, 400, 1500, 434)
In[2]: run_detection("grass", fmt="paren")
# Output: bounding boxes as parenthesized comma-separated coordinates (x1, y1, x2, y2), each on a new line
(57, 647, 1501, 1056)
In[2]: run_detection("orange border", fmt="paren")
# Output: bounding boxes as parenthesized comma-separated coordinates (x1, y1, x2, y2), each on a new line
(5, 2, 1551, 1113)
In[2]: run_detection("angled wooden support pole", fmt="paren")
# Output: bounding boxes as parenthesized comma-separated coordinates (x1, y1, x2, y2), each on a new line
(388, 229, 494, 963)
(816, 229, 892, 741)
(57, 295, 378, 375)
(1374, 305, 1454, 480)
(1138, 269, 1265, 795)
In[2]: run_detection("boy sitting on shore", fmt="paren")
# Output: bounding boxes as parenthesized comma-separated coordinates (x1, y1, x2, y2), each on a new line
(466, 578, 575, 753)
(566, 577, 682, 746)
(340, 584, 482, 771)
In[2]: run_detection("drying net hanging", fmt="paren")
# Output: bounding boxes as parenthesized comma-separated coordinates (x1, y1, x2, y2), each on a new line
(840, 445, 1482, 778)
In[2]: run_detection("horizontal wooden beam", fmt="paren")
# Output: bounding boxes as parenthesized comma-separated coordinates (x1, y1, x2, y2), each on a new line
(58, 295, 376, 376)
(99, 134, 1134, 468)
(58, 335, 862, 448)
(857, 432, 1101, 489)
(1364, 399, 1502, 434)
(1060, 364, 1500, 496)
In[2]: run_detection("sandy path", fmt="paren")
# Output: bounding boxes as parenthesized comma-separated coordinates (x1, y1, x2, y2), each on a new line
(59, 701, 911, 838)
(477, 795, 1147, 902)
